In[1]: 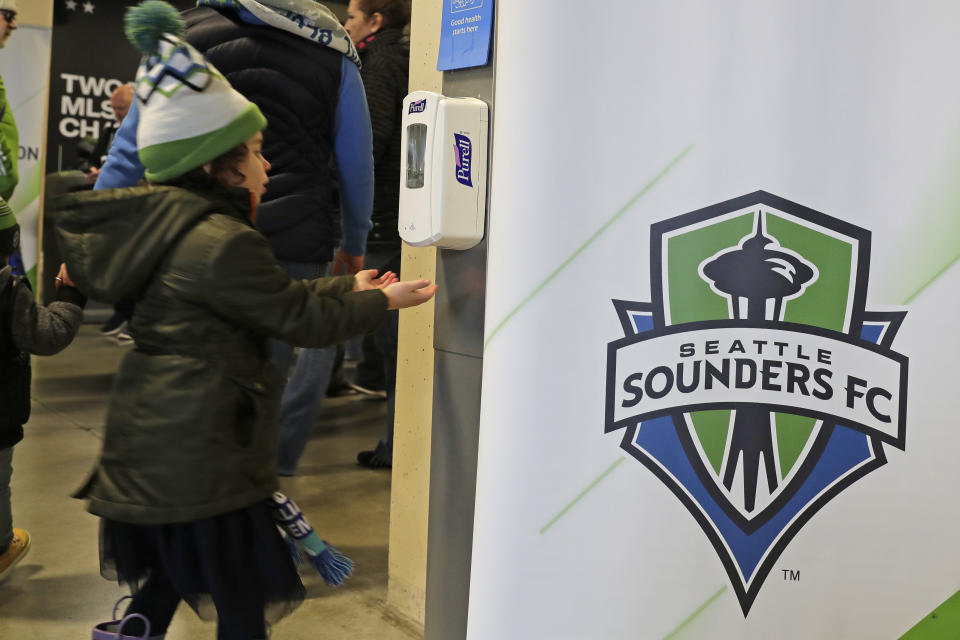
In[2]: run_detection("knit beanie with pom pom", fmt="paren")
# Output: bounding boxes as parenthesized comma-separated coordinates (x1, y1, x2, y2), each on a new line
(125, 0, 266, 182)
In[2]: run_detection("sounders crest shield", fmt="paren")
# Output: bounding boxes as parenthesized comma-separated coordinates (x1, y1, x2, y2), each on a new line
(605, 191, 908, 614)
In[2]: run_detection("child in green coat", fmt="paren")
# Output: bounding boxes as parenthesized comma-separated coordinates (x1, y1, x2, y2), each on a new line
(55, 3, 435, 638)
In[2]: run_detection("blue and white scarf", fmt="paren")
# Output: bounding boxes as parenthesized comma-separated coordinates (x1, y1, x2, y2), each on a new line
(197, 0, 361, 68)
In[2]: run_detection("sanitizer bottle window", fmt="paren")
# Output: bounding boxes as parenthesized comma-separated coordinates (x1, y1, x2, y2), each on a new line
(406, 123, 427, 189)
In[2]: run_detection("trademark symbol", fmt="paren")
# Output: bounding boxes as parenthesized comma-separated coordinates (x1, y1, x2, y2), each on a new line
(782, 569, 800, 581)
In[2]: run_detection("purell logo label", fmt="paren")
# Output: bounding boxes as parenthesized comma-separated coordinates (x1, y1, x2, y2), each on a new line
(454, 133, 472, 187)
(408, 99, 427, 114)
(605, 192, 909, 615)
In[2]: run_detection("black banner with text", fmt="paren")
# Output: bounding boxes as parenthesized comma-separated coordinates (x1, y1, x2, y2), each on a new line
(45, 0, 194, 173)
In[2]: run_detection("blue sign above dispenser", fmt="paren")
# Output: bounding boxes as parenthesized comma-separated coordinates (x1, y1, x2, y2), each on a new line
(437, 0, 494, 71)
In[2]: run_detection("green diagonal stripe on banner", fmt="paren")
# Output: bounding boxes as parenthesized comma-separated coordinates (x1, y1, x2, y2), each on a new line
(884, 134, 960, 305)
(533, 146, 693, 534)
(484, 144, 694, 350)
(539, 457, 625, 534)
(8, 160, 43, 214)
(901, 253, 960, 305)
(900, 588, 960, 639)
(25, 266, 36, 292)
(11, 86, 47, 114)
(663, 586, 727, 640)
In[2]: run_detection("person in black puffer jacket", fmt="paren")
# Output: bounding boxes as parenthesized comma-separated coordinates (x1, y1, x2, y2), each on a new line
(345, 0, 411, 469)
(348, 0, 409, 256)
(95, 0, 377, 477)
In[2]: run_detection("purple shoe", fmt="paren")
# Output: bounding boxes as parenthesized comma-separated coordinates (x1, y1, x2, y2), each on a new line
(92, 599, 164, 640)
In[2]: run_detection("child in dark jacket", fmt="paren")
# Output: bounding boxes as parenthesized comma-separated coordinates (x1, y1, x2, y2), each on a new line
(54, 3, 434, 638)
(0, 198, 85, 582)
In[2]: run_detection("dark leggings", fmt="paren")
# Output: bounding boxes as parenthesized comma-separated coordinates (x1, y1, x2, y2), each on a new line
(125, 565, 267, 640)
(123, 569, 180, 636)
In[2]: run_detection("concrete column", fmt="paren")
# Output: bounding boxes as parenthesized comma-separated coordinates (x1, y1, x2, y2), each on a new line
(386, 0, 442, 630)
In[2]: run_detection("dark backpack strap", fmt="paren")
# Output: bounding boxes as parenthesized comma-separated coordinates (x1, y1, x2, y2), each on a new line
(0, 274, 32, 429)
(0, 274, 31, 345)
(0, 274, 16, 354)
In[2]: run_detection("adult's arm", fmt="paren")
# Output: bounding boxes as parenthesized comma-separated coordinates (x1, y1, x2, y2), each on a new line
(94, 98, 145, 190)
(331, 57, 374, 266)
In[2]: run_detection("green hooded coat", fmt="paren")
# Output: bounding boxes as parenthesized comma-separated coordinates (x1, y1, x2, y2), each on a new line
(52, 183, 387, 524)
(0, 74, 19, 201)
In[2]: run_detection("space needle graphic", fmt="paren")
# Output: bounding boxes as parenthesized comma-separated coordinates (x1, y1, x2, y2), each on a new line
(699, 212, 818, 513)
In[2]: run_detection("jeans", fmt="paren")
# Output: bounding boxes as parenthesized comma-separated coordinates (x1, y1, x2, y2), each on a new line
(271, 262, 337, 476)
(366, 249, 401, 459)
(355, 332, 385, 388)
(0, 446, 13, 550)
(376, 309, 399, 457)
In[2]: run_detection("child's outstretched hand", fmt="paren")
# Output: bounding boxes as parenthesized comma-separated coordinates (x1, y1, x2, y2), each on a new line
(383, 279, 438, 310)
(374, 271, 399, 288)
(354, 269, 399, 291)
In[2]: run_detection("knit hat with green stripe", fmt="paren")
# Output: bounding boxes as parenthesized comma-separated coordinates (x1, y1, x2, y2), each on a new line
(125, 1, 267, 183)
(0, 198, 19, 257)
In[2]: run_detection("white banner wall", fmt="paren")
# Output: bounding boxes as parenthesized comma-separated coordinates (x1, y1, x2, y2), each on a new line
(468, 2, 960, 638)
(0, 25, 53, 287)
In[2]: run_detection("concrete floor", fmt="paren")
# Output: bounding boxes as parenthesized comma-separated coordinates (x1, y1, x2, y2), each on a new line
(0, 325, 418, 640)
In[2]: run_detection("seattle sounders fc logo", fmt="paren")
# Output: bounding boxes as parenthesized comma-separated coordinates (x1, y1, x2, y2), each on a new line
(605, 192, 908, 614)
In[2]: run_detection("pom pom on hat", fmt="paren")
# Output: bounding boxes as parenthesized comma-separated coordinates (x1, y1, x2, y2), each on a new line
(124, 0, 266, 183)
(125, 0, 186, 55)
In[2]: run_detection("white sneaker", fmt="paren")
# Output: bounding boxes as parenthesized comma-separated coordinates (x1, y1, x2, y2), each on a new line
(347, 381, 387, 399)
(99, 316, 128, 337)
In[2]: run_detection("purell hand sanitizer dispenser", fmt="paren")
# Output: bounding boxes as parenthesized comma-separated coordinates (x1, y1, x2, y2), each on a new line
(399, 91, 488, 250)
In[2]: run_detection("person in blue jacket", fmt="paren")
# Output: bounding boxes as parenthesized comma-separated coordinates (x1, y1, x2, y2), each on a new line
(95, 0, 376, 476)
